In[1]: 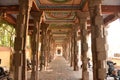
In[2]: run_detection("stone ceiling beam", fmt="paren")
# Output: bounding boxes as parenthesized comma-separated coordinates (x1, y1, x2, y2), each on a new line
(2, 14, 16, 25)
(1, 5, 119, 14)
(102, 5, 120, 14)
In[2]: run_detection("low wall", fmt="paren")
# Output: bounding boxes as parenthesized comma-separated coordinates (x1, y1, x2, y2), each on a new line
(0, 47, 12, 71)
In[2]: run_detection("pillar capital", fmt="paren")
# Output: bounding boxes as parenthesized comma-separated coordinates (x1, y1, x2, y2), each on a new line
(116, 12, 120, 18)
(31, 12, 43, 21)
(76, 11, 89, 19)
(88, 0, 102, 7)
(41, 22, 49, 27)
(19, 0, 33, 7)
(47, 30, 51, 34)
(19, 0, 33, 14)
(76, 11, 89, 24)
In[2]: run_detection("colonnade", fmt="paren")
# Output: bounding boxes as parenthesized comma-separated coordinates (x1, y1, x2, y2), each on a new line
(13, 0, 107, 80)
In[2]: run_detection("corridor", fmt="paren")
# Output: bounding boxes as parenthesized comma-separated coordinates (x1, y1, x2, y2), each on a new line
(28, 56, 93, 80)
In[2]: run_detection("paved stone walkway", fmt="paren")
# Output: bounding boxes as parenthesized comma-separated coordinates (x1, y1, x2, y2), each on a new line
(28, 56, 93, 80)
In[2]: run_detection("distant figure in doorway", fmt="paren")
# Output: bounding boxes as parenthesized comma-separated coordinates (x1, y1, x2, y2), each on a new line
(57, 49, 61, 54)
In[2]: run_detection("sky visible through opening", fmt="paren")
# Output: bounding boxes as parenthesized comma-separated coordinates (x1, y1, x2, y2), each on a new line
(107, 18, 120, 58)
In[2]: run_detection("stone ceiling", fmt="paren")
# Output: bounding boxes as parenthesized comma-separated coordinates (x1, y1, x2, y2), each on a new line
(0, 0, 120, 46)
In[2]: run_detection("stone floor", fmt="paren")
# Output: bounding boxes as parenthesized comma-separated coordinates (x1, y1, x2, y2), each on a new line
(28, 56, 93, 80)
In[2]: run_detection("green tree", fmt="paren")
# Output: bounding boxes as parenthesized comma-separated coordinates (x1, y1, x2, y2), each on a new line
(0, 20, 15, 47)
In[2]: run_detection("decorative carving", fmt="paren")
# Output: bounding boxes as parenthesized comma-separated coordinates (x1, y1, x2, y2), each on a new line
(48, 0, 71, 3)
(45, 11, 75, 20)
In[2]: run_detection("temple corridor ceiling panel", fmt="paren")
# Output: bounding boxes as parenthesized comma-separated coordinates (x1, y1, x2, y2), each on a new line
(102, 0, 120, 5)
(0, 0, 18, 5)
(0, 0, 119, 45)
(36, 0, 87, 10)
(44, 11, 76, 21)
(39, 0, 81, 5)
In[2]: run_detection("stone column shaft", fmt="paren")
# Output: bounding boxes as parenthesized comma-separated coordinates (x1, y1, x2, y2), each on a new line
(13, 0, 32, 80)
(40, 22, 49, 70)
(73, 26, 79, 71)
(80, 16, 89, 80)
(30, 12, 42, 80)
(88, 0, 107, 80)
(70, 32, 74, 67)
(49, 36, 54, 61)
(68, 35, 72, 63)
(76, 11, 90, 80)
(46, 30, 51, 63)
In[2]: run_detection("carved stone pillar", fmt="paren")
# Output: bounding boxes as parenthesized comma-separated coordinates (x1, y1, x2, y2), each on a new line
(70, 31, 74, 67)
(52, 41, 56, 59)
(68, 34, 72, 63)
(88, 0, 107, 80)
(66, 39, 70, 61)
(46, 30, 51, 63)
(66, 37, 71, 61)
(50, 36, 54, 61)
(63, 40, 69, 60)
(76, 12, 89, 80)
(40, 22, 49, 71)
(13, 0, 33, 80)
(73, 25, 79, 71)
(30, 12, 42, 80)
(62, 44, 65, 58)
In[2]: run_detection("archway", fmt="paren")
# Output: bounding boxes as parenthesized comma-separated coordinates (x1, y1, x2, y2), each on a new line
(106, 18, 120, 67)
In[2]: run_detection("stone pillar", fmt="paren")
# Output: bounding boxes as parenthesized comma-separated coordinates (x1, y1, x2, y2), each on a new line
(88, 0, 107, 80)
(46, 30, 51, 63)
(66, 37, 71, 61)
(30, 12, 42, 80)
(66, 39, 69, 61)
(62, 44, 65, 58)
(70, 31, 74, 67)
(49, 36, 54, 61)
(68, 34, 72, 63)
(66, 36, 71, 61)
(13, 0, 33, 80)
(76, 12, 89, 80)
(40, 22, 49, 71)
(73, 25, 79, 71)
(52, 41, 56, 59)
(64, 40, 68, 60)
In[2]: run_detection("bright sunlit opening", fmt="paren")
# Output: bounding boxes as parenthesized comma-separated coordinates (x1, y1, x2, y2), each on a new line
(107, 18, 120, 58)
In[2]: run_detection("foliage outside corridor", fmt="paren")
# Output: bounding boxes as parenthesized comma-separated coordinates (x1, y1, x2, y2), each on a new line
(0, 20, 15, 47)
